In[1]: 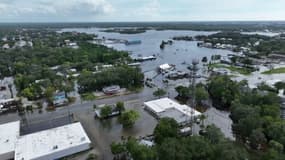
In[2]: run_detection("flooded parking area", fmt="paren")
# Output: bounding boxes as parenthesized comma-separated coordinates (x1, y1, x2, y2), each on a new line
(75, 99, 157, 160)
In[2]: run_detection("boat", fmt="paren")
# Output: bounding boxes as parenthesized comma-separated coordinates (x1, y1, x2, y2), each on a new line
(125, 40, 142, 45)
(133, 55, 157, 62)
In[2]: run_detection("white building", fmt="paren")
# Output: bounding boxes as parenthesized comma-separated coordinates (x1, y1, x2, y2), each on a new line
(159, 63, 175, 73)
(2, 44, 10, 50)
(144, 98, 201, 125)
(0, 122, 91, 160)
(0, 121, 20, 160)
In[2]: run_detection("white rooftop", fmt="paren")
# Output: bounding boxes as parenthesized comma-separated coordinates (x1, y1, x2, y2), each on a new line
(14, 122, 91, 160)
(176, 104, 201, 118)
(144, 98, 175, 113)
(144, 98, 201, 121)
(159, 63, 172, 70)
(0, 121, 20, 157)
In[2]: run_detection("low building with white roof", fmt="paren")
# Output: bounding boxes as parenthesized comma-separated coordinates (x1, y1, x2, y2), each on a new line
(159, 63, 175, 73)
(15, 122, 91, 160)
(0, 121, 20, 160)
(144, 98, 201, 125)
(0, 121, 91, 160)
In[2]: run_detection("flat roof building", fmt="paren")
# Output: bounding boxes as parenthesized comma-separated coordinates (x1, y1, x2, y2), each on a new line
(0, 121, 20, 160)
(0, 121, 91, 160)
(144, 98, 201, 125)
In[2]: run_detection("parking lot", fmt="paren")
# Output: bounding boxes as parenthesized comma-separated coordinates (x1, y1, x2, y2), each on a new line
(74, 99, 157, 160)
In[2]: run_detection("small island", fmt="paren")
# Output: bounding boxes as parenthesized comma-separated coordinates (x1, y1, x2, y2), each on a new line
(101, 27, 149, 34)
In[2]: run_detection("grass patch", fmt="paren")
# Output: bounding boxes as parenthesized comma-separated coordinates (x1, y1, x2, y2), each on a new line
(210, 63, 253, 75)
(80, 92, 96, 101)
(262, 67, 285, 74)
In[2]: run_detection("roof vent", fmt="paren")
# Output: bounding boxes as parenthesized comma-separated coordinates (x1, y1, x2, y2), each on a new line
(81, 137, 86, 142)
(53, 145, 58, 150)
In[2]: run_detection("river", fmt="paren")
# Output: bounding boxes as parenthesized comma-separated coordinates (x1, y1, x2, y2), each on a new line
(60, 28, 238, 89)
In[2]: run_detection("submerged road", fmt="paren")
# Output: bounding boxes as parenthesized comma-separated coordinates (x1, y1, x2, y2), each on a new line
(0, 86, 234, 159)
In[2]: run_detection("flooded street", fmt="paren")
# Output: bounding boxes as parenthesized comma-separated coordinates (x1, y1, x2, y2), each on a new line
(75, 99, 157, 160)
(0, 28, 245, 160)
(59, 28, 237, 157)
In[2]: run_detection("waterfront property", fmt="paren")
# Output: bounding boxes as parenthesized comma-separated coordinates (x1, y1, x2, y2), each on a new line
(159, 63, 175, 74)
(144, 98, 201, 126)
(0, 121, 91, 160)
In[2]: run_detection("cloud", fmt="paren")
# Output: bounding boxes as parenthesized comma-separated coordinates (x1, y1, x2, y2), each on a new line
(0, 3, 8, 13)
(135, 0, 161, 19)
(49, 0, 115, 16)
(0, 0, 115, 21)
(1, 0, 285, 22)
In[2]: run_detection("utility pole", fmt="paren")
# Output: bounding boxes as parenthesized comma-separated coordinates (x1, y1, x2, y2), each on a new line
(188, 59, 199, 135)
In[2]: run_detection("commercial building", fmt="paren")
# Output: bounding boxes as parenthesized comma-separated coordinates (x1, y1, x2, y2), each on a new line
(53, 92, 68, 106)
(159, 63, 175, 73)
(144, 98, 201, 125)
(0, 122, 91, 160)
(0, 121, 20, 160)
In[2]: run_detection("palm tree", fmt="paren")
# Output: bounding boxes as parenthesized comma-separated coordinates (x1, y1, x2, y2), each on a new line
(8, 83, 13, 98)
(199, 114, 207, 130)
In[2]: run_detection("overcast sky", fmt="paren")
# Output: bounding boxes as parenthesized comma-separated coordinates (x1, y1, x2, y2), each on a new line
(0, 0, 284, 22)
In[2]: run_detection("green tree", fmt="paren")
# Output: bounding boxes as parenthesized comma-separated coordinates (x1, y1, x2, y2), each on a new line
(203, 125, 224, 144)
(45, 86, 55, 103)
(116, 101, 125, 112)
(195, 86, 209, 106)
(233, 115, 262, 141)
(175, 86, 190, 99)
(100, 105, 112, 118)
(274, 81, 285, 90)
(213, 141, 249, 160)
(153, 88, 167, 98)
(110, 142, 126, 155)
(183, 136, 214, 160)
(118, 110, 140, 128)
(262, 149, 285, 160)
(269, 140, 284, 153)
(154, 118, 179, 144)
(126, 138, 157, 160)
(157, 138, 190, 160)
(207, 75, 240, 109)
(249, 129, 267, 150)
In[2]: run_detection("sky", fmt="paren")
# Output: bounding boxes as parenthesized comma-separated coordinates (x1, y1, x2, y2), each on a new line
(0, 0, 285, 22)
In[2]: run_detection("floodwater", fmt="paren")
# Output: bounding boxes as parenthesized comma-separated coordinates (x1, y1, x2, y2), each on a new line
(60, 28, 235, 73)
(58, 28, 237, 158)
(61, 28, 237, 90)
(232, 63, 285, 88)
